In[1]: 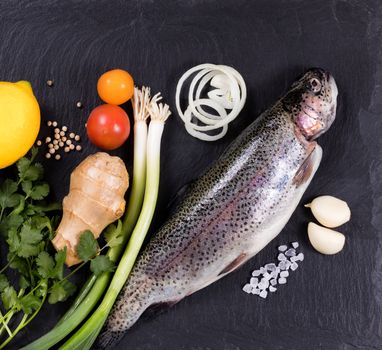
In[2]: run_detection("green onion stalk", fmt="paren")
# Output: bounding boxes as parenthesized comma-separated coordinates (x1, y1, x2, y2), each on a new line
(59, 94, 171, 350)
(22, 87, 152, 350)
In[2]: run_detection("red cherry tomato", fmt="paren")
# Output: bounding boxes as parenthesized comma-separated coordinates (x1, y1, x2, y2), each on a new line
(86, 104, 130, 150)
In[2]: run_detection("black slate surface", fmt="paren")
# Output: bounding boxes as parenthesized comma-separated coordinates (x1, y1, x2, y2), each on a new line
(0, 0, 382, 349)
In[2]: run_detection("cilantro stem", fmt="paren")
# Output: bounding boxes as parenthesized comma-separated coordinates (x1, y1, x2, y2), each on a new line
(0, 288, 26, 322)
(0, 207, 4, 222)
(25, 281, 43, 297)
(0, 286, 25, 337)
(26, 259, 35, 287)
(0, 311, 13, 337)
(0, 282, 47, 349)
(21, 283, 47, 329)
(0, 313, 28, 350)
(47, 262, 86, 293)
(0, 255, 14, 274)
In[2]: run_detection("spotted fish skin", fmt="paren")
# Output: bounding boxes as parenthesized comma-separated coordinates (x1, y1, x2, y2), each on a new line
(97, 68, 338, 348)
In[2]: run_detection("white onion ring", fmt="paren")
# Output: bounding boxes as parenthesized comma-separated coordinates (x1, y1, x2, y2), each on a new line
(175, 63, 247, 141)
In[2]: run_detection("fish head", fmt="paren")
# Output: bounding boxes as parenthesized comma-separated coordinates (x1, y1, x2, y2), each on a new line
(283, 68, 338, 140)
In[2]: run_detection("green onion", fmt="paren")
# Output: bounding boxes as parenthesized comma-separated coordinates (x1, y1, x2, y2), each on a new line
(59, 94, 171, 350)
(22, 87, 152, 350)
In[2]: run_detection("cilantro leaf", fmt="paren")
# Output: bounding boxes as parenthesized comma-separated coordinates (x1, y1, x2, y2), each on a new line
(54, 248, 67, 280)
(7, 229, 21, 253)
(19, 275, 30, 289)
(31, 215, 52, 232)
(30, 183, 49, 200)
(34, 280, 47, 298)
(30, 146, 38, 161)
(21, 181, 33, 197)
(17, 156, 43, 182)
(1, 286, 18, 310)
(48, 280, 76, 304)
(10, 195, 25, 215)
(21, 181, 48, 200)
(0, 179, 17, 196)
(36, 252, 55, 279)
(19, 294, 41, 314)
(0, 274, 9, 292)
(0, 214, 23, 237)
(8, 254, 29, 277)
(18, 223, 43, 257)
(90, 255, 115, 277)
(17, 157, 31, 179)
(104, 220, 123, 248)
(0, 179, 19, 209)
(76, 231, 98, 262)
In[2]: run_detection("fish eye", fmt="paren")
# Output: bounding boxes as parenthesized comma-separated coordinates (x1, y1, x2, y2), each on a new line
(310, 78, 321, 93)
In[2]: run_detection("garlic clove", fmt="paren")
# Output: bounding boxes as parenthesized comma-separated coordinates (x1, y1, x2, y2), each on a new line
(307, 222, 345, 255)
(305, 195, 351, 228)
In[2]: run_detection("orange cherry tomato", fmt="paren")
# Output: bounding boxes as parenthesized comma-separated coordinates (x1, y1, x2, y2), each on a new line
(86, 104, 130, 150)
(97, 69, 134, 105)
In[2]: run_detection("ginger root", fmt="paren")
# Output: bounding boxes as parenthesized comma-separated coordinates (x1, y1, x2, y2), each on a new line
(52, 152, 129, 266)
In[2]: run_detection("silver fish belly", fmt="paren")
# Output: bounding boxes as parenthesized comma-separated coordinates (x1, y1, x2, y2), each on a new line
(97, 68, 338, 348)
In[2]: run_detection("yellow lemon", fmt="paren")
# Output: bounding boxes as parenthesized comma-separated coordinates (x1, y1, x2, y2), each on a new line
(0, 81, 40, 169)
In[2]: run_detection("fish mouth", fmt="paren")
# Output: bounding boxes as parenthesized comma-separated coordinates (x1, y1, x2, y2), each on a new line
(328, 74, 338, 104)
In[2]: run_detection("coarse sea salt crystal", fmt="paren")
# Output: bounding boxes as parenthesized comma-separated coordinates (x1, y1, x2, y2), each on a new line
(250, 277, 259, 285)
(296, 252, 304, 261)
(270, 270, 279, 279)
(263, 272, 272, 280)
(244, 241, 303, 297)
(243, 284, 252, 293)
(259, 290, 268, 299)
(285, 248, 296, 257)
(278, 260, 287, 270)
(290, 262, 299, 271)
(278, 253, 287, 261)
(265, 263, 277, 272)
(258, 280, 269, 290)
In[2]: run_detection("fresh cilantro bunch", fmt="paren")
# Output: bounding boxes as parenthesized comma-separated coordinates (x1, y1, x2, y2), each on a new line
(0, 149, 67, 348)
(0, 149, 120, 349)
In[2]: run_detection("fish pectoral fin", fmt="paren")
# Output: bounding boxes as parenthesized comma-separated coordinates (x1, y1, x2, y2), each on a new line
(293, 145, 317, 187)
(218, 253, 247, 276)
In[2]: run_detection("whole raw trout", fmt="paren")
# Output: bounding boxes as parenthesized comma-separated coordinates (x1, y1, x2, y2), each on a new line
(97, 68, 338, 348)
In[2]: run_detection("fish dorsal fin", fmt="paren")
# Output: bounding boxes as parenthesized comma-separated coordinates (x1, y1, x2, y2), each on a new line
(218, 253, 247, 276)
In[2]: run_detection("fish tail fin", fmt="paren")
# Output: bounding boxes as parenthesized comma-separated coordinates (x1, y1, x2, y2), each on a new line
(95, 279, 153, 349)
